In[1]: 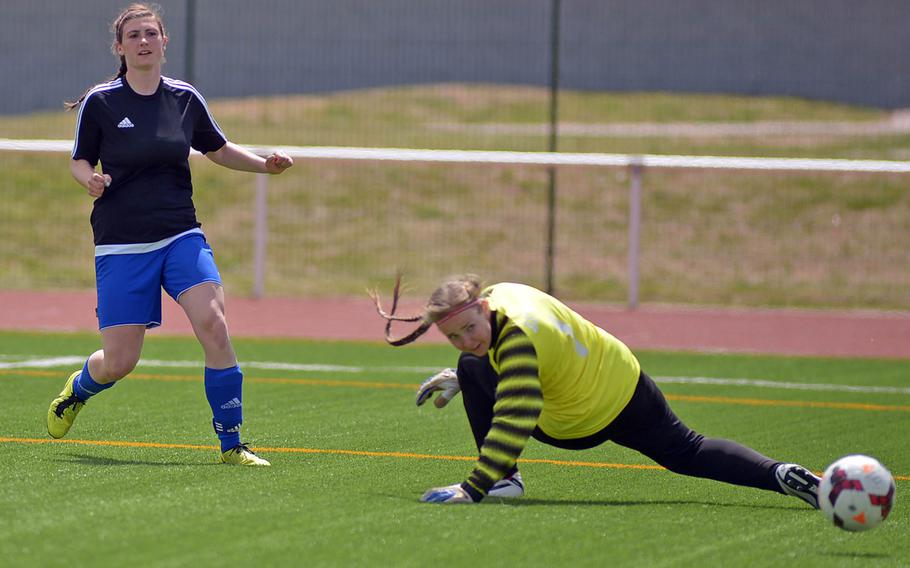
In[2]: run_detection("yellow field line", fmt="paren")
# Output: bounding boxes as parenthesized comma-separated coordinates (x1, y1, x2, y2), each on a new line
(1, 369, 414, 390)
(6, 368, 910, 413)
(0, 436, 214, 451)
(2, 436, 908, 480)
(0, 436, 678, 472)
(0, 436, 661, 470)
(665, 394, 910, 413)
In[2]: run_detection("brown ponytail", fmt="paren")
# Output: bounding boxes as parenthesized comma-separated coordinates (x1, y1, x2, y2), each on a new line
(370, 273, 484, 346)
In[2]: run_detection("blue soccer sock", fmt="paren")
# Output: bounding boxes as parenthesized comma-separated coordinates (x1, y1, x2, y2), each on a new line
(204, 366, 244, 452)
(72, 359, 115, 401)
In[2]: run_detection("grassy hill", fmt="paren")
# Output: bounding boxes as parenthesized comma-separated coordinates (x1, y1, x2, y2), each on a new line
(1, 86, 908, 309)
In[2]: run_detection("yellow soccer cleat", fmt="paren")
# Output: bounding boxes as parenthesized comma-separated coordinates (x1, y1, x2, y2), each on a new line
(47, 371, 86, 439)
(220, 444, 271, 466)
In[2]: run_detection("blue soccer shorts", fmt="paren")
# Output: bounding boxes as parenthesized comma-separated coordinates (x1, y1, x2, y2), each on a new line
(94, 229, 222, 329)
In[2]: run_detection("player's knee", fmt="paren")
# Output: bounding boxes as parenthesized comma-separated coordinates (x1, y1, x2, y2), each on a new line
(198, 312, 231, 351)
(644, 432, 705, 475)
(103, 355, 138, 380)
(658, 454, 699, 475)
(456, 353, 496, 387)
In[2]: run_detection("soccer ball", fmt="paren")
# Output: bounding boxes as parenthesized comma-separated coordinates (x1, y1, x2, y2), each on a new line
(818, 454, 896, 532)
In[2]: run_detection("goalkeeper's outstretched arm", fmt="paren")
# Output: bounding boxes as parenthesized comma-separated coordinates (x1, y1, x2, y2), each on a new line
(461, 321, 543, 501)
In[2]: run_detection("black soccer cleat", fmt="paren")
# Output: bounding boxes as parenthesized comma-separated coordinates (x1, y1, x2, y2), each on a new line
(775, 463, 820, 509)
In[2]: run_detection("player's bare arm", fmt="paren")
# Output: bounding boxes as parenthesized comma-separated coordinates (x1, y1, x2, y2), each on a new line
(206, 141, 293, 174)
(70, 159, 111, 198)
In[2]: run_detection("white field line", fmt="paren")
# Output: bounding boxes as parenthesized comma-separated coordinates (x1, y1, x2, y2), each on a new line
(0, 356, 85, 368)
(2, 355, 909, 395)
(0, 356, 441, 374)
(655, 376, 910, 395)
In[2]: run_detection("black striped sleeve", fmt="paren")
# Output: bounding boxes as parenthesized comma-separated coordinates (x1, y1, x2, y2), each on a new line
(464, 319, 543, 496)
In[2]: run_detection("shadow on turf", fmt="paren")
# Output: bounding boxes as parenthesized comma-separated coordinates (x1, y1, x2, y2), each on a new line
(819, 552, 890, 560)
(58, 452, 211, 467)
(486, 497, 804, 511)
(380, 493, 805, 511)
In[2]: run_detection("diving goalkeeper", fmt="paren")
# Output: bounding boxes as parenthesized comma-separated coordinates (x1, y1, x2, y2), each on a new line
(372, 274, 822, 506)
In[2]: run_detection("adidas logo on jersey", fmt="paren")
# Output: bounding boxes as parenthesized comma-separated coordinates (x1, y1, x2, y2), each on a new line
(117, 117, 135, 128)
(220, 397, 242, 410)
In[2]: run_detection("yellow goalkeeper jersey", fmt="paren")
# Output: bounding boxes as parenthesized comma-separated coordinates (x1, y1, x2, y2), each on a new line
(464, 283, 640, 495)
(486, 282, 640, 438)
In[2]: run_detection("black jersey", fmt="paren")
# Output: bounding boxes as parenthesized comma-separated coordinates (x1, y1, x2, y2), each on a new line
(71, 76, 227, 245)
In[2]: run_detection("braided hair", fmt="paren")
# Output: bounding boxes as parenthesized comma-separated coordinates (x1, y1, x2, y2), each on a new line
(370, 274, 484, 346)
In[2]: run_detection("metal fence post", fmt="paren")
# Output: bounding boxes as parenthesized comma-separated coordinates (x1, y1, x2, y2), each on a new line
(253, 173, 268, 299)
(184, 0, 196, 83)
(628, 161, 643, 309)
(544, 0, 561, 294)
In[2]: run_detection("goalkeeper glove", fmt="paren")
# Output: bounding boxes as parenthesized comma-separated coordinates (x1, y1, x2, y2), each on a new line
(420, 483, 475, 504)
(415, 368, 460, 408)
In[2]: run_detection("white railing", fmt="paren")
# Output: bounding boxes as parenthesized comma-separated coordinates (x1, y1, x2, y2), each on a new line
(4, 138, 910, 305)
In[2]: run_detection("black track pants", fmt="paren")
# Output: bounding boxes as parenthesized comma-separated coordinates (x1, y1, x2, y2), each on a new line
(456, 353, 784, 493)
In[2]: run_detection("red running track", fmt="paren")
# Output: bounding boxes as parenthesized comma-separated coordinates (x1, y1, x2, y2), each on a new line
(1, 290, 907, 359)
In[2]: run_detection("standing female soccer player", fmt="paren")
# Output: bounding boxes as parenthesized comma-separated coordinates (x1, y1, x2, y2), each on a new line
(372, 275, 822, 504)
(46, 4, 293, 466)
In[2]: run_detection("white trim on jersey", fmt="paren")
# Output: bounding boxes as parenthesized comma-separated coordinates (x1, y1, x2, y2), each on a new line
(94, 227, 204, 257)
(71, 79, 123, 159)
(162, 76, 227, 140)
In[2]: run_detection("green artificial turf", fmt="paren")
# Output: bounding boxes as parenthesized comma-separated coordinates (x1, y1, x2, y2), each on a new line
(1, 331, 907, 567)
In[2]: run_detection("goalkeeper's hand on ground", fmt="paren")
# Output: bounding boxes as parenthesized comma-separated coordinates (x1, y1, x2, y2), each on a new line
(420, 483, 475, 504)
(415, 368, 460, 408)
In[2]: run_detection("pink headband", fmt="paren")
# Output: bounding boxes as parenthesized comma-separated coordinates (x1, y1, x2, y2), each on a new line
(435, 298, 482, 325)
